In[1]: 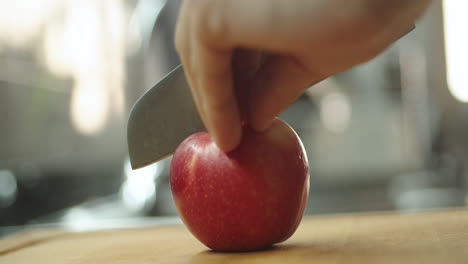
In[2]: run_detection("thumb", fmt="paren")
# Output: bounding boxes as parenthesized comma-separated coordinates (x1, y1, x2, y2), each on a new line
(248, 55, 325, 131)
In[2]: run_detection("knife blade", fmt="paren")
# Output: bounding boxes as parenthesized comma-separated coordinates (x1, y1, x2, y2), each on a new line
(127, 65, 205, 170)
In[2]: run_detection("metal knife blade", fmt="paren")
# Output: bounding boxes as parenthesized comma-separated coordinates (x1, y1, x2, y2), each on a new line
(127, 65, 205, 170)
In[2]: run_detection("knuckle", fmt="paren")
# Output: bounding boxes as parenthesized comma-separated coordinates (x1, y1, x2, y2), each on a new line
(196, 0, 228, 42)
(341, 17, 382, 46)
(327, 6, 387, 46)
(349, 4, 400, 45)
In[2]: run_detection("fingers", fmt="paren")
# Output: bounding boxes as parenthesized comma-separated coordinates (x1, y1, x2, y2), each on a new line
(175, 0, 323, 145)
(175, 0, 283, 152)
(248, 56, 324, 132)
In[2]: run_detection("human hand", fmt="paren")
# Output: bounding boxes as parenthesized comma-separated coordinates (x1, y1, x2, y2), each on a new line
(175, 0, 431, 151)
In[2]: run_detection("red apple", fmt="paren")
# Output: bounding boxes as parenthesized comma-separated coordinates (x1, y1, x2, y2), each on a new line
(170, 118, 309, 251)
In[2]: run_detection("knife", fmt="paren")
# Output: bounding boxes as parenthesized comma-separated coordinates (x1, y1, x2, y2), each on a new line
(127, 65, 205, 170)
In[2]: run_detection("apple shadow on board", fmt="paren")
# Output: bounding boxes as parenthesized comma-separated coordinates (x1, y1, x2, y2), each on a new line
(189, 242, 377, 263)
(189, 241, 428, 263)
(190, 243, 319, 263)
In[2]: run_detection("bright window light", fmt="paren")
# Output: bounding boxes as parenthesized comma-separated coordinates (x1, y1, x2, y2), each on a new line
(443, 0, 468, 102)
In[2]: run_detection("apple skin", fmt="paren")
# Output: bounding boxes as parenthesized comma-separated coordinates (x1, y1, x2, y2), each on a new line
(170, 118, 309, 251)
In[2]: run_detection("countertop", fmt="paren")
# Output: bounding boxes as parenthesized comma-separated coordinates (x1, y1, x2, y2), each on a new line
(1, 207, 467, 263)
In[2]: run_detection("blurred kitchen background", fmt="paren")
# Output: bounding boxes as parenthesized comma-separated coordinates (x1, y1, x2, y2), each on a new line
(1, 0, 467, 236)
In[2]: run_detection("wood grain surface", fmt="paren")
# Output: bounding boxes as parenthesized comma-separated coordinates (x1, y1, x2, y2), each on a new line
(1, 208, 467, 263)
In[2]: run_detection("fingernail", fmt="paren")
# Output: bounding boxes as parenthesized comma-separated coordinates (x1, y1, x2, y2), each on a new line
(215, 134, 240, 152)
(210, 122, 240, 152)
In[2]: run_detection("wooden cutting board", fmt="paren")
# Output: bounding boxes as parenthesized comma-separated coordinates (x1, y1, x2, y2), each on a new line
(1, 208, 467, 263)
